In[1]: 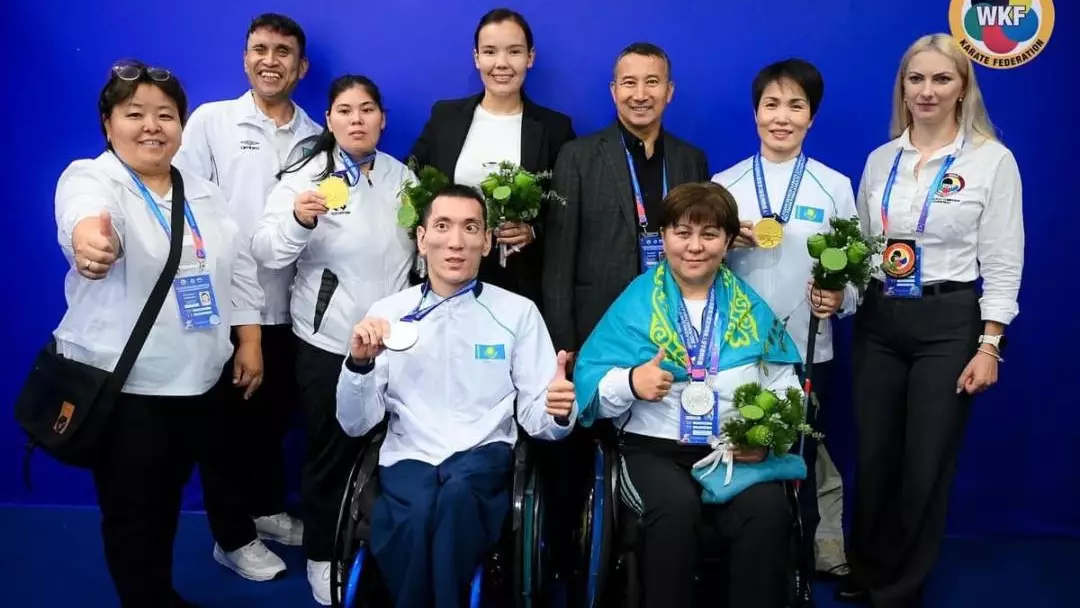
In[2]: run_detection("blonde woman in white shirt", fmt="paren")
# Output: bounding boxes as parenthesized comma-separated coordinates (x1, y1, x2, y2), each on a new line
(849, 34, 1024, 608)
(55, 61, 264, 608)
(251, 74, 415, 606)
(713, 57, 857, 595)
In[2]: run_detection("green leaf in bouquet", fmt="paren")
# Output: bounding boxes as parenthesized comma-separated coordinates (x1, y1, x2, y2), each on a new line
(807, 233, 827, 259)
(739, 404, 765, 421)
(492, 185, 512, 201)
(847, 240, 870, 265)
(819, 247, 848, 272)
(513, 171, 536, 189)
(397, 203, 418, 229)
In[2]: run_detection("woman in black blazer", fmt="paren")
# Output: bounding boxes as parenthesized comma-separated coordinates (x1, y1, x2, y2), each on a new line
(409, 8, 575, 309)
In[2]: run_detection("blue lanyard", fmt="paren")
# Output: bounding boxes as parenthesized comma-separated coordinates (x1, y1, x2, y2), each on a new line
(337, 149, 376, 186)
(674, 281, 720, 378)
(753, 152, 807, 223)
(622, 143, 668, 232)
(400, 280, 478, 322)
(880, 149, 955, 236)
(125, 167, 205, 260)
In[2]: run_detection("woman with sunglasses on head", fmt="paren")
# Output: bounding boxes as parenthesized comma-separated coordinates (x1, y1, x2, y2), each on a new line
(848, 34, 1024, 607)
(251, 74, 415, 606)
(52, 60, 264, 608)
(409, 7, 575, 307)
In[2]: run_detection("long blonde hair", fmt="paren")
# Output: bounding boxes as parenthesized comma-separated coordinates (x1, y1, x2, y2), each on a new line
(889, 33, 998, 143)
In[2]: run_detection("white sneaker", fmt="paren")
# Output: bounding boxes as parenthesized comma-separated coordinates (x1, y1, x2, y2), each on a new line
(307, 559, 334, 606)
(213, 540, 287, 582)
(255, 512, 304, 546)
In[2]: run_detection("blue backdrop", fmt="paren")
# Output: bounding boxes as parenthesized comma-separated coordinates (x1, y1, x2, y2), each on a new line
(2, 1, 1076, 539)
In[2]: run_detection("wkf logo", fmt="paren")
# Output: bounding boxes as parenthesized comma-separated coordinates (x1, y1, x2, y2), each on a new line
(949, 0, 1055, 69)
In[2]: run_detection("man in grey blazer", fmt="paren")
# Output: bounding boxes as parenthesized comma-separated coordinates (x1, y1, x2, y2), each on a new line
(543, 42, 710, 355)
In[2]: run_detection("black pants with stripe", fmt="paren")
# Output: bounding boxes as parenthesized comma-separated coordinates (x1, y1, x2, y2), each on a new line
(93, 387, 242, 608)
(296, 337, 371, 562)
(202, 324, 299, 550)
(619, 433, 791, 608)
(849, 281, 981, 608)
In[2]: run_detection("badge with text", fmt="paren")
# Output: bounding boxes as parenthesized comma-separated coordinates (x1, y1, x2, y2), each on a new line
(174, 274, 221, 331)
(639, 233, 665, 272)
(882, 239, 922, 298)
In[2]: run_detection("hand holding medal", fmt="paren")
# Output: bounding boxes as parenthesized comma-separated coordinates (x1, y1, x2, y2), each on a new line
(631, 348, 674, 402)
(349, 317, 392, 362)
(293, 190, 329, 228)
(317, 175, 349, 211)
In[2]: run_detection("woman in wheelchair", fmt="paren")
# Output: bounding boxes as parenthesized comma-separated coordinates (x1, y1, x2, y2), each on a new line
(573, 182, 804, 608)
(334, 184, 579, 607)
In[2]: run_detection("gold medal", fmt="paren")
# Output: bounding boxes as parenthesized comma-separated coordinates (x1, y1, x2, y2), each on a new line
(754, 217, 784, 249)
(318, 176, 349, 210)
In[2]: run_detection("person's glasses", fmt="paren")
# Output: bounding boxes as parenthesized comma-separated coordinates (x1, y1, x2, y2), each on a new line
(112, 62, 172, 82)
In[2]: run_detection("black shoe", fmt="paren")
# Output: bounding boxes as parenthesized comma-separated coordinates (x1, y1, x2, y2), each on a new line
(833, 574, 869, 604)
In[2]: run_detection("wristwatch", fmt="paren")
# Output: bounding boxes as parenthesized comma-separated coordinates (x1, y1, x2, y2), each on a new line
(978, 334, 1007, 353)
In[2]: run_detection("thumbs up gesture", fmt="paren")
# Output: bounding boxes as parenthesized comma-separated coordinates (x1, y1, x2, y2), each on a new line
(72, 210, 121, 280)
(631, 347, 674, 402)
(545, 350, 575, 418)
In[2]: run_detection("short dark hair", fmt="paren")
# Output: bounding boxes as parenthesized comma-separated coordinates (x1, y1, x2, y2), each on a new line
(98, 60, 188, 140)
(423, 184, 489, 227)
(474, 8, 534, 50)
(613, 42, 671, 80)
(247, 13, 307, 58)
(659, 182, 741, 245)
(752, 58, 824, 118)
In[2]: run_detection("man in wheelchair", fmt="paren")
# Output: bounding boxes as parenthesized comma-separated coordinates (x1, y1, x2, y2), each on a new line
(573, 183, 804, 607)
(335, 184, 579, 608)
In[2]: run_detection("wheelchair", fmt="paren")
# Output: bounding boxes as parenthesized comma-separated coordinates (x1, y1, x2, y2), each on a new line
(330, 427, 550, 608)
(576, 437, 815, 608)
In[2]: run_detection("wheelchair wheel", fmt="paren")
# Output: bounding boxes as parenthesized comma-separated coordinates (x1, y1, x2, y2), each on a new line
(517, 458, 545, 607)
(579, 441, 616, 608)
(331, 430, 385, 608)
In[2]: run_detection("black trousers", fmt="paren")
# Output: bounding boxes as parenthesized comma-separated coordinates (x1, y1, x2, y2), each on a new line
(202, 324, 298, 550)
(849, 282, 981, 608)
(794, 360, 833, 576)
(296, 337, 370, 562)
(92, 386, 246, 608)
(619, 433, 791, 608)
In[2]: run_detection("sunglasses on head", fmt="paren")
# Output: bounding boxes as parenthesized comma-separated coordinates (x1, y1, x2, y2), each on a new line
(112, 62, 172, 82)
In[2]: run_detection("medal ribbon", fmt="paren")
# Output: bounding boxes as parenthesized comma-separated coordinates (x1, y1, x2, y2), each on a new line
(753, 152, 807, 223)
(622, 142, 668, 233)
(125, 166, 206, 261)
(674, 281, 720, 381)
(880, 149, 956, 236)
(338, 149, 377, 186)
(400, 280, 478, 322)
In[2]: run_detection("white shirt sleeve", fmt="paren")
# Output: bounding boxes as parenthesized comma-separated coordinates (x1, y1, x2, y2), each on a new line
(977, 150, 1024, 325)
(597, 366, 637, 419)
(761, 362, 802, 396)
(336, 355, 388, 439)
(513, 305, 578, 440)
(251, 176, 314, 269)
(55, 163, 127, 264)
(229, 222, 264, 326)
(173, 106, 217, 183)
(835, 176, 860, 318)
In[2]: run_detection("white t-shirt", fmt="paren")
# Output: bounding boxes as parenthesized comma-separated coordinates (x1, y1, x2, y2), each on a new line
(453, 105, 523, 190)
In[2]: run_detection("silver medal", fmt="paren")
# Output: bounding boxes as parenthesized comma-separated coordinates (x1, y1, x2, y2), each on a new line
(680, 382, 715, 416)
(383, 321, 419, 352)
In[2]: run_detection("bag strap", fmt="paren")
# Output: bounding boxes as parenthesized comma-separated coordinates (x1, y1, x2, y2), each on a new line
(104, 165, 187, 394)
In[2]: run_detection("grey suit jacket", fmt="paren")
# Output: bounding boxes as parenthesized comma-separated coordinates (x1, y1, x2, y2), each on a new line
(542, 122, 710, 352)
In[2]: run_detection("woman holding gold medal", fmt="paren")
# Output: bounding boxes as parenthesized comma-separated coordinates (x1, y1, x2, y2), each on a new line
(847, 34, 1024, 607)
(251, 74, 415, 605)
(712, 58, 859, 596)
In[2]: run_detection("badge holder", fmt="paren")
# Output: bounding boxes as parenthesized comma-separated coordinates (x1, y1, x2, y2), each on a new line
(173, 232, 221, 331)
(679, 368, 719, 445)
(882, 238, 922, 298)
(639, 232, 664, 272)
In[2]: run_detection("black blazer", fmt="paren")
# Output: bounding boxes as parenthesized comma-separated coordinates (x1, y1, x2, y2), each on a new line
(542, 122, 710, 352)
(408, 93, 576, 308)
